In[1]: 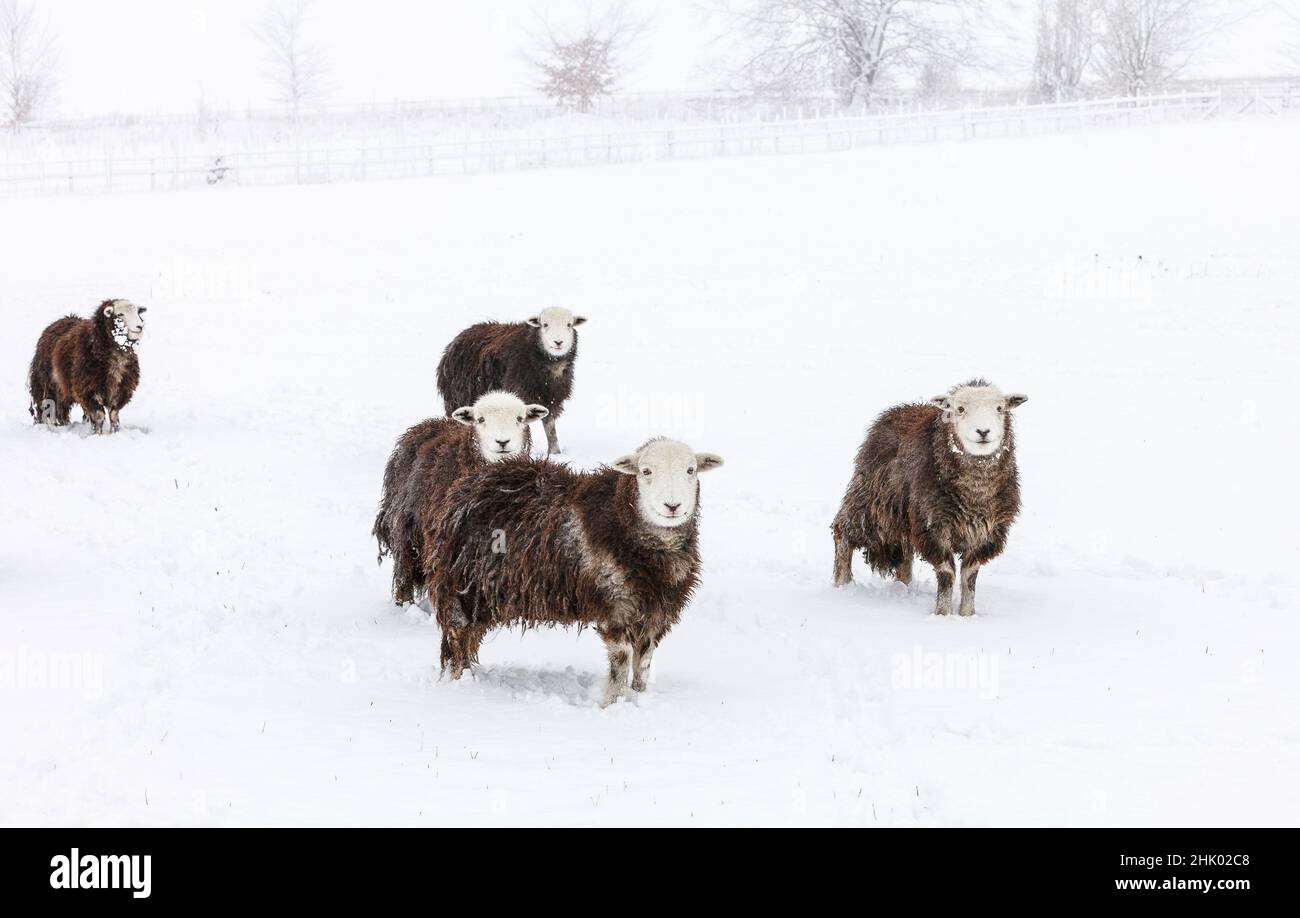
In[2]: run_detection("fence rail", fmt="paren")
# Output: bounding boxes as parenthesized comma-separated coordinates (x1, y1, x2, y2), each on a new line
(0, 91, 1229, 197)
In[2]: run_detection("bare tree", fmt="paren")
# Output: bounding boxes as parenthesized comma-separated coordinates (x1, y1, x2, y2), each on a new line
(1033, 0, 1097, 101)
(0, 0, 57, 129)
(528, 2, 648, 113)
(1092, 0, 1230, 95)
(915, 52, 961, 102)
(1283, 1, 1300, 66)
(255, 0, 331, 118)
(705, 0, 979, 107)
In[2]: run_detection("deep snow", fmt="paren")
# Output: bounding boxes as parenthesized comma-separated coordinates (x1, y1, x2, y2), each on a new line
(1, 115, 1298, 826)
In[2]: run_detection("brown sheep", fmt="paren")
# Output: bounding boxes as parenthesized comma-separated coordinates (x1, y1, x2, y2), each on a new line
(831, 380, 1028, 616)
(28, 300, 146, 434)
(424, 438, 723, 706)
(435, 307, 585, 455)
(372, 391, 548, 606)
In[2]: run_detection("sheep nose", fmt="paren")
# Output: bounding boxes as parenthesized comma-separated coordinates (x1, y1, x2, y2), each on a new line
(976, 429, 991, 439)
(552, 340, 563, 347)
(496, 439, 510, 449)
(664, 502, 681, 514)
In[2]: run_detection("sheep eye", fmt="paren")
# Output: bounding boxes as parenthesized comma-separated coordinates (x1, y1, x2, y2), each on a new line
(687, 468, 695, 476)
(477, 417, 485, 424)
(997, 405, 1004, 413)
(957, 407, 965, 415)
(516, 416, 523, 424)
(642, 469, 652, 476)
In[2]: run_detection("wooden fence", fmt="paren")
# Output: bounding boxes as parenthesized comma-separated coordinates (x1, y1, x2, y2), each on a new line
(0, 91, 1228, 197)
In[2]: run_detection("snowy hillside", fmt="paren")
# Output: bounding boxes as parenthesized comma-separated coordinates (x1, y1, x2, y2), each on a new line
(1, 114, 1297, 826)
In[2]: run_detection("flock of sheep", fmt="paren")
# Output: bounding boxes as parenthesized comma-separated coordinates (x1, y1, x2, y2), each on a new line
(26, 300, 1029, 706)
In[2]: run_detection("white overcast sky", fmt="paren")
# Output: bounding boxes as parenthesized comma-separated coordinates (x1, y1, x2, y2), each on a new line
(31, 0, 1300, 118)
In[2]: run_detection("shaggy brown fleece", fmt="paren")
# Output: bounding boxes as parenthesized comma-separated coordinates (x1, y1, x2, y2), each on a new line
(28, 302, 140, 433)
(372, 418, 533, 605)
(424, 456, 702, 694)
(435, 322, 575, 450)
(831, 386, 1022, 615)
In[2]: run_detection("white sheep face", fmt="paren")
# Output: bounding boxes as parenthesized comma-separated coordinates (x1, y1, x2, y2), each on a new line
(527, 307, 586, 358)
(613, 439, 724, 528)
(931, 384, 1028, 456)
(452, 391, 548, 461)
(105, 300, 146, 342)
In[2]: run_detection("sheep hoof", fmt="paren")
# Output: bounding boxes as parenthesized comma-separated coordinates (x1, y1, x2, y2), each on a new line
(601, 686, 628, 708)
(631, 679, 647, 693)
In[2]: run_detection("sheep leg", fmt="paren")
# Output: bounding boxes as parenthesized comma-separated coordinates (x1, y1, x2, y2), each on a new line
(920, 546, 961, 618)
(932, 556, 956, 616)
(896, 549, 913, 586)
(392, 542, 417, 606)
(832, 534, 854, 586)
(542, 415, 560, 455)
(440, 625, 484, 680)
(958, 561, 980, 617)
(109, 407, 121, 434)
(438, 596, 484, 679)
(598, 625, 633, 706)
(630, 629, 658, 692)
(88, 404, 106, 435)
(392, 572, 414, 607)
(440, 629, 467, 680)
(912, 525, 956, 615)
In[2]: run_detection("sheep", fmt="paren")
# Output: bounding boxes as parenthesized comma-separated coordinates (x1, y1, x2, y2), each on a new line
(373, 390, 549, 606)
(28, 300, 146, 434)
(425, 438, 724, 706)
(435, 307, 586, 455)
(830, 380, 1028, 616)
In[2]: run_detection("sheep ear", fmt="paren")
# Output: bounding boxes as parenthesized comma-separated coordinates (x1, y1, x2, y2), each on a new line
(930, 396, 951, 410)
(526, 316, 542, 327)
(612, 455, 640, 475)
(103, 304, 116, 318)
(452, 407, 475, 425)
(694, 453, 724, 472)
(525, 404, 549, 421)
(572, 316, 587, 326)
(1005, 393, 1028, 408)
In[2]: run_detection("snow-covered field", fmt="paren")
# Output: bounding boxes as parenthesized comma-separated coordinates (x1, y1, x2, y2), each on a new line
(2, 114, 1298, 827)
